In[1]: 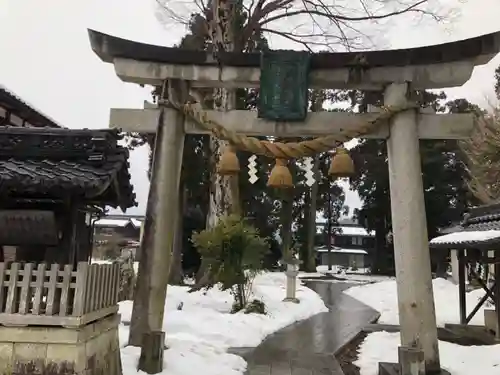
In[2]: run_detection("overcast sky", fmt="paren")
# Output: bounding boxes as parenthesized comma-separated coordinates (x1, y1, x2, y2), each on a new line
(1, 0, 499, 216)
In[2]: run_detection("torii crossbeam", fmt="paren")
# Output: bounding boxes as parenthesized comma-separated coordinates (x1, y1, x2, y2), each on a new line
(88, 29, 500, 374)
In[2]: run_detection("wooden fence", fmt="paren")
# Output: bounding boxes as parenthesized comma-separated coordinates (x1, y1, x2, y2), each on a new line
(0, 262, 120, 327)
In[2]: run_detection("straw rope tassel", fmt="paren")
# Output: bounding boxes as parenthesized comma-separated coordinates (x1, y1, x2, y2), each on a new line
(218, 145, 240, 175)
(329, 147, 355, 178)
(268, 158, 293, 188)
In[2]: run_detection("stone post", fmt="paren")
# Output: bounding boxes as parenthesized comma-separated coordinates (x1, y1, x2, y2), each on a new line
(138, 80, 187, 373)
(283, 259, 301, 303)
(385, 83, 441, 373)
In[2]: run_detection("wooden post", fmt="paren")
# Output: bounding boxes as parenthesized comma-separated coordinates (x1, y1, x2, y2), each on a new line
(494, 262, 500, 339)
(450, 249, 459, 283)
(458, 249, 467, 325)
(137, 80, 187, 373)
(385, 83, 441, 373)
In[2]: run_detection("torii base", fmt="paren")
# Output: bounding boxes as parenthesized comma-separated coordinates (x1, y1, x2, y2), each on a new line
(138, 331, 165, 374)
(378, 347, 451, 375)
(379, 362, 451, 375)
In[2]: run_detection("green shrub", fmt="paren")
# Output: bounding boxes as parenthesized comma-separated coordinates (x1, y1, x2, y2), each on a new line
(192, 215, 270, 312)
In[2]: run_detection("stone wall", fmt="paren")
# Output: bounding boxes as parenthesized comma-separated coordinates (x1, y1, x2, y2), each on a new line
(0, 314, 122, 375)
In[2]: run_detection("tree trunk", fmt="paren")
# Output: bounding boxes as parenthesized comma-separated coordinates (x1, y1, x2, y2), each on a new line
(327, 190, 333, 271)
(169, 184, 186, 285)
(281, 189, 294, 260)
(372, 220, 387, 275)
(194, 0, 236, 288)
(299, 192, 311, 271)
(206, 0, 236, 228)
(303, 156, 320, 272)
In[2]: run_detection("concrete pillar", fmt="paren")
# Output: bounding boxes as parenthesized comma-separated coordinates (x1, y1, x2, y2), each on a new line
(138, 80, 186, 373)
(385, 83, 440, 373)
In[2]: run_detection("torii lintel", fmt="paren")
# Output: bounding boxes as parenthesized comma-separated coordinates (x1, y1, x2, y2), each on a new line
(88, 29, 500, 90)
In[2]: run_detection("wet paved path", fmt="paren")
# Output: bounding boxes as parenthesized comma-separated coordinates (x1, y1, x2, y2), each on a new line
(231, 281, 380, 375)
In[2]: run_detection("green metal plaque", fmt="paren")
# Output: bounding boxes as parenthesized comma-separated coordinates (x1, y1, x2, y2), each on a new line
(258, 50, 311, 122)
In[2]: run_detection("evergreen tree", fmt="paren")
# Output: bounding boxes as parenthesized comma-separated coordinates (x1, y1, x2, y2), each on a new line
(349, 90, 478, 274)
(495, 65, 500, 100)
(460, 65, 500, 204)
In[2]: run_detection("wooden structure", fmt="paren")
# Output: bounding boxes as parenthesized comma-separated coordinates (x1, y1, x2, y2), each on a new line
(430, 204, 500, 339)
(0, 261, 120, 327)
(0, 97, 135, 373)
(0, 126, 136, 264)
(88, 28, 500, 374)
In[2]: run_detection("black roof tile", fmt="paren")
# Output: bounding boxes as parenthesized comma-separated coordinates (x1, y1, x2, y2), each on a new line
(0, 127, 136, 211)
(430, 203, 500, 250)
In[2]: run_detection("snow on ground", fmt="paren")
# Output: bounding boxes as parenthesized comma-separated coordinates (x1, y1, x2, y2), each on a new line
(345, 278, 500, 375)
(355, 331, 500, 375)
(344, 277, 486, 326)
(118, 272, 328, 375)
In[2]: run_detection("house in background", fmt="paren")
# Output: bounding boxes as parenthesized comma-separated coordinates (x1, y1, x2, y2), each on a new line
(94, 215, 143, 240)
(315, 247, 368, 270)
(93, 215, 144, 259)
(315, 217, 375, 270)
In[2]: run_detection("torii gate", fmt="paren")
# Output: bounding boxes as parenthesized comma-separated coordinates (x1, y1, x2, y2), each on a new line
(88, 29, 500, 374)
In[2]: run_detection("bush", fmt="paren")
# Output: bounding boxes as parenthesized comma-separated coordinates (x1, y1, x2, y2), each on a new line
(244, 299, 266, 314)
(192, 215, 270, 312)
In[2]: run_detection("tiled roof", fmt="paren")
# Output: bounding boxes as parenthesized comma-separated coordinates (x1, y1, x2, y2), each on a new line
(0, 85, 63, 128)
(430, 204, 500, 250)
(0, 127, 136, 210)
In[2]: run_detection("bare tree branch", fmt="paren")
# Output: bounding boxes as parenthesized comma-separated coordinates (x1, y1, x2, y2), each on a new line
(259, 0, 429, 28)
(155, 0, 453, 53)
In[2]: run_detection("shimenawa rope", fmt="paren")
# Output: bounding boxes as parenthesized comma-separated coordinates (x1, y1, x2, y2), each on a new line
(168, 100, 417, 159)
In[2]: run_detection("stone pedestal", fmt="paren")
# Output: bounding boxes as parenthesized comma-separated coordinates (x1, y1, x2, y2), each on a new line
(0, 314, 122, 375)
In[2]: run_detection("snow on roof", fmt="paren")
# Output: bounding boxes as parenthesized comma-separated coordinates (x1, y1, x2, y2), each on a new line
(315, 247, 368, 255)
(0, 84, 64, 128)
(335, 226, 374, 237)
(94, 218, 131, 227)
(430, 230, 500, 246)
(316, 225, 374, 236)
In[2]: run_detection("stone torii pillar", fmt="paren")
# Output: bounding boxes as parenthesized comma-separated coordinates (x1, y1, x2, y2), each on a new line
(88, 28, 500, 374)
(385, 83, 440, 372)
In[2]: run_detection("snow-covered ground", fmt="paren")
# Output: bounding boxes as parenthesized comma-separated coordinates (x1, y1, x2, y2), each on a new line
(344, 278, 500, 375)
(356, 331, 500, 375)
(345, 277, 487, 326)
(117, 272, 327, 375)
